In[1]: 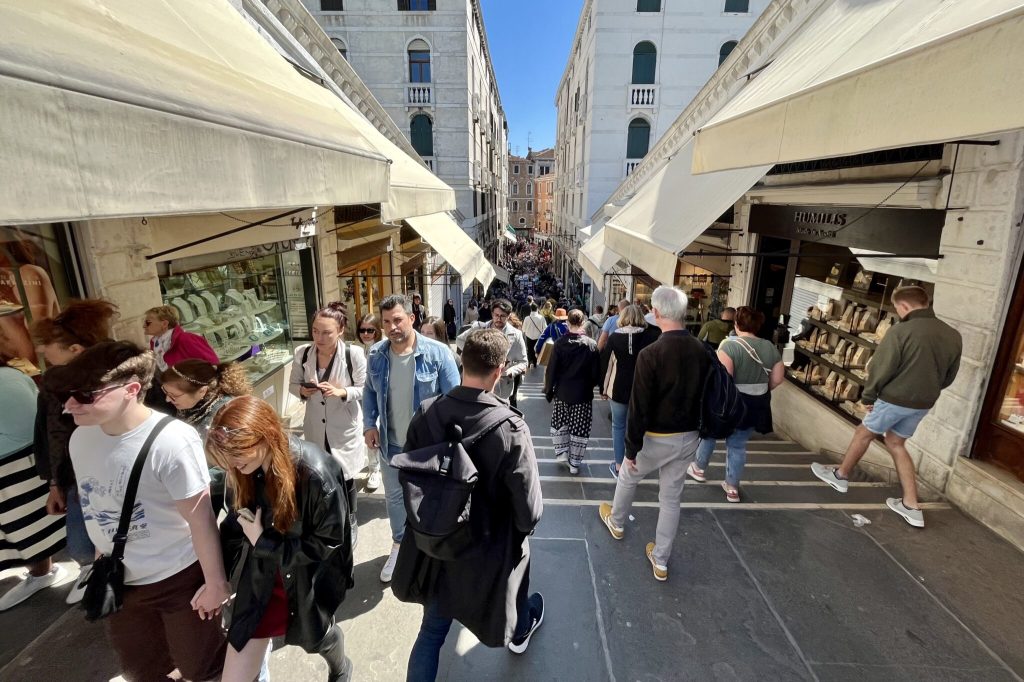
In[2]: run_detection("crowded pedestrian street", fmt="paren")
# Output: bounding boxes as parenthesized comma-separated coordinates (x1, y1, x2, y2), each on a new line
(3, 366, 1023, 680)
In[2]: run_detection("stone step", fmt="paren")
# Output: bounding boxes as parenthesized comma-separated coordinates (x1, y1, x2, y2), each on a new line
(537, 460, 833, 481)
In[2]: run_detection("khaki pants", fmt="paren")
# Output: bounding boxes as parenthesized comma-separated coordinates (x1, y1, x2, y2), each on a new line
(106, 562, 227, 682)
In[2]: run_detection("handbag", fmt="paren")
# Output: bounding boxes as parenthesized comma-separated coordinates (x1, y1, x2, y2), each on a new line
(537, 338, 555, 366)
(602, 353, 618, 397)
(80, 415, 174, 621)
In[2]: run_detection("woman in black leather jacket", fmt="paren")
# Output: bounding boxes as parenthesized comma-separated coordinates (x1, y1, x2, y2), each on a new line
(207, 396, 354, 682)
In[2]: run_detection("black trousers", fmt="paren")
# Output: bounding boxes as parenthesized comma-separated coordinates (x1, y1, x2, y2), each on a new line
(525, 337, 538, 367)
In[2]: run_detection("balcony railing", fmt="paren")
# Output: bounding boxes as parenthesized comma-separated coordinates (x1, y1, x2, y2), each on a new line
(625, 159, 642, 177)
(423, 156, 435, 172)
(407, 84, 433, 106)
(628, 84, 657, 108)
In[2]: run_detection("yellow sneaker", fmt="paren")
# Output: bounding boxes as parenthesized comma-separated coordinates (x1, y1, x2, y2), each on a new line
(598, 502, 624, 540)
(645, 542, 668, 582)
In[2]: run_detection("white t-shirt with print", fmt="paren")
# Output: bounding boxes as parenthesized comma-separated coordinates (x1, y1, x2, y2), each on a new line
(70, 412, 210, 586)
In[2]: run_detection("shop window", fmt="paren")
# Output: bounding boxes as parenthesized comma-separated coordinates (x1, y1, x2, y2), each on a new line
(626, 118, 651, 158)
(398, 0, 435, 9)
(724, 0, 749, 12)
(719, 40, 738, 66)
(408, 40, 431, 83)
(637, 0, 661, 11)
(410, 114, 434, 157)
(331, 38, 347, 60)
(632, 41, 657, 84)
(321, 0, 343, 9)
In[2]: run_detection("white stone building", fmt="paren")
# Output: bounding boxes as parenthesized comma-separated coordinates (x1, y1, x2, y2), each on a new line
(301, 0, 509, 255)
(552, 0, 769, 299)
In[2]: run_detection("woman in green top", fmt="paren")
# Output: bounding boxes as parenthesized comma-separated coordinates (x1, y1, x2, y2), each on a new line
(686, 307, 784, 502)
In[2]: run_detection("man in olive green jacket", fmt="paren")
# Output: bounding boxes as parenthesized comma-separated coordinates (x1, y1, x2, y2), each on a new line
(697, 307, 735, 347)
(812, 286, 961, 528)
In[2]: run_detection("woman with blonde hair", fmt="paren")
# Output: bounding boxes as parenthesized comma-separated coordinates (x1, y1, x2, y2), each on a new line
(355, 313, 382, 491)
(208, 396, 354, 681)
(143, 305, 218, 371)
(160, 359, 251, 512)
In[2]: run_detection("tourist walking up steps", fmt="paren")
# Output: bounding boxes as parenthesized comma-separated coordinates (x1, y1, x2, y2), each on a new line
(392, 328, 544, 681)
(363, 295, 460, 583)
(456, 299, 529, 407)
(598, 286, 710, 582)
(697, 307, 736, 348)
(522, 303, 547, 369)
(599, 305, 661, 477)
(687, 307, 784, 503)
(357, 314, 384, 492)
(544, 310, 600, 475)
(812, 286, 962, 528)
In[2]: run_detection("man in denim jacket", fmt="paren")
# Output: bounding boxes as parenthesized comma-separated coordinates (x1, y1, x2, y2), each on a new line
(363, 294, 460, 583)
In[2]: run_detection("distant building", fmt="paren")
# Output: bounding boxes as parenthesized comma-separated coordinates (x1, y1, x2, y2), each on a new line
(507, 147, 554, 236)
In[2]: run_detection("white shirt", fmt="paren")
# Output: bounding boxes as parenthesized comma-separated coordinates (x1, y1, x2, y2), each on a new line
(523, 312, 547, 340)
(71, 412, 210, 585)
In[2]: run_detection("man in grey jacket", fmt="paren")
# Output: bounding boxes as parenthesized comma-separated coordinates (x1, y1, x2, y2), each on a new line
(456, 298, 529, 406)
(812, 286, 962, 528)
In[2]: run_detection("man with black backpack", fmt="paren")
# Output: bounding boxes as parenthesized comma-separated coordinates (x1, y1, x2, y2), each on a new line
(598, 286, 710, 582)
(391, 328, 544, 681)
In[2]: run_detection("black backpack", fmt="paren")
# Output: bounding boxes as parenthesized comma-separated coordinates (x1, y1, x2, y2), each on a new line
(698, 346, 747, 439)
(390, 397, 517, 561)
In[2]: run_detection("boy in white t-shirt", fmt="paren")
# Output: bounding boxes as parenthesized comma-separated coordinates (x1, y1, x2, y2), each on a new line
(54, 341, 229, 680)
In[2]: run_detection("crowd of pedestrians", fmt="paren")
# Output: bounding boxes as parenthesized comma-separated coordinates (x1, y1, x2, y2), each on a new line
(0, 267, 963, 679)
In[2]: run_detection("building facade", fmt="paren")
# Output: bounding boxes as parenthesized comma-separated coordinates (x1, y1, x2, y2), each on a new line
(553, 0, 769, 298)
(535, 171, 556, 236)
(302, 0, 509, 253)
(507, 148, 554, 236)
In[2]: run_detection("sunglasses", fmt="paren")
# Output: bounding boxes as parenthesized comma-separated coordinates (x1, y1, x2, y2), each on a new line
(60, 383, 129, 405)
(358, 328, 377, 334)
(208, 426, 256, 444)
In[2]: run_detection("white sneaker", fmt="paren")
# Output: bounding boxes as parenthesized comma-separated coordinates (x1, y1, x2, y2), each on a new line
(65, 566, 91, 605)
(811, 462, 849, 493)
(380, 543, 401, 583)
(0, 564, 67, 611)
(554, 453, 568, 463)
(366, 470, 382, 492)
(567, 464, 580, 475)
(887, 498, 925, 528)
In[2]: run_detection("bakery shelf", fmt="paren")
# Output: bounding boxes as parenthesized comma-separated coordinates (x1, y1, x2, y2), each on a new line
(808, 319, 878, 350)
(794, 347, 865, 385)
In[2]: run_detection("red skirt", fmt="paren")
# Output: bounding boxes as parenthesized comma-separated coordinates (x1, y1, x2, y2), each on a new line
(252, 572, 288, 638)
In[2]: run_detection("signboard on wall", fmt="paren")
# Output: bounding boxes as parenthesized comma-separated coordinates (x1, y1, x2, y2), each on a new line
(749, 204, 944, 255)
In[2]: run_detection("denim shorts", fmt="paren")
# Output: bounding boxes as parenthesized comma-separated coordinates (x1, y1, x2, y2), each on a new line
(862, 399, 930, 439)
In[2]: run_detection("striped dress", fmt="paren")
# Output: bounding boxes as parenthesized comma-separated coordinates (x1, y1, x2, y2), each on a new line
(0, 367, 66, 569)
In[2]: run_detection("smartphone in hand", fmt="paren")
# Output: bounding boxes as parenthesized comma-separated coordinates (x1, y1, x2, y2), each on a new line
(300, 381, 319, 390)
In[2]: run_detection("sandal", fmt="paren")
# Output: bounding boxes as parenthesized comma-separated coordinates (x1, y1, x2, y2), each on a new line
(686, 462, 706, 483)
(721, 482, 740, 503)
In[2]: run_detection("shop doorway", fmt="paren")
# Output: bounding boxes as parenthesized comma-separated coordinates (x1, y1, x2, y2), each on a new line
(973, 259, 1024, 482)
(749, 236, 792, 338)
(340, 256, 383, 339)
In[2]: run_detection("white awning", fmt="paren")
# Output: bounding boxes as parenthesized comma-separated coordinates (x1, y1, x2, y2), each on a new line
(0, 0, 391, 225)
(579, 229, 625, 290)
(405, 213, 496, 291)
(579, 225, 593, 239)
(693, 0, 1024, 174)
(492, 264, 511, 284)
(603, 139, 770, 285)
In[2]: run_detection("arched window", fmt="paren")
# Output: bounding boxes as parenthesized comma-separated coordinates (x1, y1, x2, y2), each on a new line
(724, 0, 749, 12)
(626, 118, 651, 159)
(526, 182, 533, 196)
(408, 39, 431, 83)
(519, 217, 527, 225)
(512, 200, 519, 212)
(637, 0, 660, 11)
(410, 114, 433, 157)
(719, 41, 738, 66)
(512, 181, 519, 195)
(631, 42, 656, 85)
(331, 38, 347, 60)
(527, 200, 533, 212)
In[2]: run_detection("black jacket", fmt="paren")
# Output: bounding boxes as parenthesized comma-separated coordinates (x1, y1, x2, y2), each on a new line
(544, 332, 600, 404)
(626, 330, 709, 460)
(599, 325, 661, 404)
(33, 390, 78, 488)
(220, 437, 353, 652)
(392, 387, 543, 647)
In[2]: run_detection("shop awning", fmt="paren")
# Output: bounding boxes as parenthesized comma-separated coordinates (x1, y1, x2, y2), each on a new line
(603, 138, 770, 284)
(492, 264, 511, 285)
(579, 225, 593, 239)
(405, 213, 496, 291)
(0, 0, 391, 225)
(579, 229, 625, 290)
(692, 0, 1024, 174)
(503, 225, 518, 243)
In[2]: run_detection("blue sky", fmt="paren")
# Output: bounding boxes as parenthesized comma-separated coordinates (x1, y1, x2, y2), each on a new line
(480, 0, 584, 156)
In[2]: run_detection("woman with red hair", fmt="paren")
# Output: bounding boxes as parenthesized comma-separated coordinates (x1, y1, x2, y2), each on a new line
(207, 396, 354, 681)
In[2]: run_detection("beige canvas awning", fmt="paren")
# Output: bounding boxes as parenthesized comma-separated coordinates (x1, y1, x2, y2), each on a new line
(603, 139, 769, 285)
(0, 0, 391, 225)
(693, 0, 1024, 174)
(579, 229, 625, 291)
(405, 213, 497, 291)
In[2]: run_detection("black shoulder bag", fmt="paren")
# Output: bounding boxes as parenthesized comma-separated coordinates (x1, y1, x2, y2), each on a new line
(81, 415, 174, 621)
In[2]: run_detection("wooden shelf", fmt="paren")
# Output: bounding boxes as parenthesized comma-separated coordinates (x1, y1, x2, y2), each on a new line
(808, 318, 878, 350)
(794, 346, 865, 385)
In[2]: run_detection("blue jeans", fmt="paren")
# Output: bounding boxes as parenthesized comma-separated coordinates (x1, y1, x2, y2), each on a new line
(695, 428, 755, 487)
(380, 446, 406, 544)
(65, 486, 96, 565)
(609, 400, 628, 468)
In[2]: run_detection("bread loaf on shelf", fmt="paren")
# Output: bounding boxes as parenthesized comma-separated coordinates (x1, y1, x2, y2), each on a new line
(849, 346, 872, 369)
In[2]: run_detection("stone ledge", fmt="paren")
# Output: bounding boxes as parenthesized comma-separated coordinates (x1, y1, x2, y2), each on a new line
(947, 459, 1024, 552)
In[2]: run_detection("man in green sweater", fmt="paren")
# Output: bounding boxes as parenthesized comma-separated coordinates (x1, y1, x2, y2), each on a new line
(812, 286, 961, 528)
(697, 307, 735, 347)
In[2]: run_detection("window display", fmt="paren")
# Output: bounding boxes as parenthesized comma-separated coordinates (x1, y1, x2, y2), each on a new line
(159, 254, 293, 386)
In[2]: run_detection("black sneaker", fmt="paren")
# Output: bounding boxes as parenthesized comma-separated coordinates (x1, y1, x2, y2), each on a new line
(507, 593, 545, 654)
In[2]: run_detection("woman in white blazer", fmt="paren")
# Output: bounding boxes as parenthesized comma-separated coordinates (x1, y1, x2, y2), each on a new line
(289, 302, 367, 541)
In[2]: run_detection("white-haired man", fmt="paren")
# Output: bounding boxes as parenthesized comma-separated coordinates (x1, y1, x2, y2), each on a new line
(598, 286, 709, 582)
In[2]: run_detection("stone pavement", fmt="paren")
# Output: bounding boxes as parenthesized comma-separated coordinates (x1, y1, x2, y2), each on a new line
(2, 367, 1023, 681)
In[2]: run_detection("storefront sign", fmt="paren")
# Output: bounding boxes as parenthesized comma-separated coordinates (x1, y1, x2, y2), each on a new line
(750, 204, 944, 254)
(166, 239, 307, 275)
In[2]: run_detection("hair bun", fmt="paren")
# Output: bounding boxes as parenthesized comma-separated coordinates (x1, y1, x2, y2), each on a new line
(327, 301, 345, 311)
